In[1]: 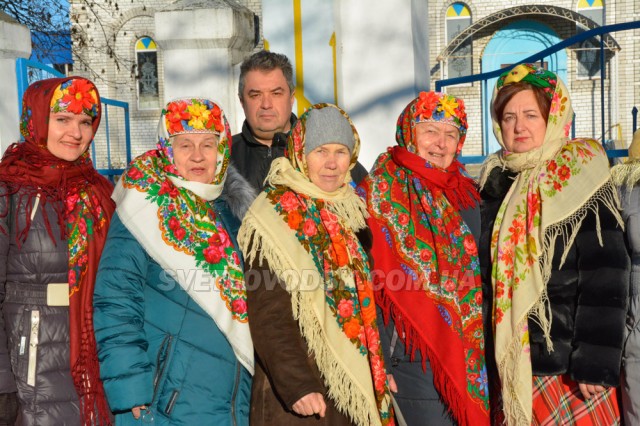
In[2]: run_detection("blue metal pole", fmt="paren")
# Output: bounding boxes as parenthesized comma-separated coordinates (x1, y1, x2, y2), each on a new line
(600, 35, 605, 146)
(104, 104, 112, 169)
(15, 58, 29, 120)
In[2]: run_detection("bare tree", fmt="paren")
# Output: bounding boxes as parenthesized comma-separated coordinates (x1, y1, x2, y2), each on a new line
(1, 0, 141, 84)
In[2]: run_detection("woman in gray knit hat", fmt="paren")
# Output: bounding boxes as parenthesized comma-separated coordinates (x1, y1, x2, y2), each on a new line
(238, 103, 395, 426)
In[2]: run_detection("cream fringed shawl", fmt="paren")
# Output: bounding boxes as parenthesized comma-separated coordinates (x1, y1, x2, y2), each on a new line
(238, 158, 394, 426)
(479, 66, 623, 426)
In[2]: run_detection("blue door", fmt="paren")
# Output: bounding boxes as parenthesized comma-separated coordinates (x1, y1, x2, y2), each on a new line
(481, 20, 567, 154)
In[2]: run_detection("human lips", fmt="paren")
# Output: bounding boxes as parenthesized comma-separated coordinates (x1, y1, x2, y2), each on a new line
(258, 112, 277, 121)
(58, 140, 84, 149)
(189, 166, 207, 175)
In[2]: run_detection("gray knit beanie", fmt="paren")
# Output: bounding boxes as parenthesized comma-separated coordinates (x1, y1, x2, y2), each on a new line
(304, 107, 355, 155)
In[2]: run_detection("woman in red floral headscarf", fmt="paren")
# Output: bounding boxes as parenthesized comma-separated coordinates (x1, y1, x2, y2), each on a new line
(358, 92, 490, 426)
(0, 77, 115, 425)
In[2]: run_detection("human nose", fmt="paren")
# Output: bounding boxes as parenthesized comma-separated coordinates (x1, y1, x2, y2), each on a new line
(260, 93, 273, 109)
(324, 154, 337, 169)
(68, 121, 83, 140)
(433, 131, 446, 149)
(191, 146, 204, 161)
(514, 116, 525, 133)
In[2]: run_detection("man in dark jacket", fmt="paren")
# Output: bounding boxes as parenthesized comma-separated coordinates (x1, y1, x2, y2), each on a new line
(232, 50, 367, 191)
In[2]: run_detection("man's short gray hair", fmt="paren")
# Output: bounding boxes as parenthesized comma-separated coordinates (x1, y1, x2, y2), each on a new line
(238, 50, 294, 100)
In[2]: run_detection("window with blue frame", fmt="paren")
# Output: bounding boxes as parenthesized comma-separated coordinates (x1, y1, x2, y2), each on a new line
(446, 3, 472, 79)
(135, 36, 160, 109)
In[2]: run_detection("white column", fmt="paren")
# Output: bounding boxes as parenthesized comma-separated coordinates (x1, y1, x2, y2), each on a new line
(0, 13, 32, 153)
(154, 6, 255, 127)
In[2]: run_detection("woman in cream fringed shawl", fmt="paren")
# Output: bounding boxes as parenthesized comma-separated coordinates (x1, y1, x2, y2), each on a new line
(238, 103, 395, 426)
(478, 63, 629, 425)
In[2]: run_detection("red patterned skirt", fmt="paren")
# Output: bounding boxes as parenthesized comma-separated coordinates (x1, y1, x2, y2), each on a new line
(531, 374, 620, 425)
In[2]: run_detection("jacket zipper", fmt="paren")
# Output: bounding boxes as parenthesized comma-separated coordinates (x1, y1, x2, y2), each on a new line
(149, 335, 173, 415)
(230, 363, 240, 426)
(27, 310, 40, 386)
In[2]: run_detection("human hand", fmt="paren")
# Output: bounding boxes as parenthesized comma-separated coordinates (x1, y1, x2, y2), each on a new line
(292, 392, 326, 417)
(578, 382, 607, 400)
(131, 405, 147, 420)
(387, 374, 398, 393)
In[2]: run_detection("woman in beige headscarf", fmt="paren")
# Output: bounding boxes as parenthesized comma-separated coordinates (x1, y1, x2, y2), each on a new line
(479, 63, 629, 425)
(239, 103, 394, 425)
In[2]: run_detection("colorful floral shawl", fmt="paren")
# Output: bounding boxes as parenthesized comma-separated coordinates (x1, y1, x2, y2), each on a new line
(112, 98, 254, 373)
(479, 64, 623, 425)
(0, 77, 114, 425)
(238, 104, 395, 426)
(359, 92, 489, 426)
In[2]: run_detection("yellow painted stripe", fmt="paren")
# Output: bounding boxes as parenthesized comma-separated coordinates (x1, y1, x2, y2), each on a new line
(330, 32, 338, 105)
(293, 0, 311, 115)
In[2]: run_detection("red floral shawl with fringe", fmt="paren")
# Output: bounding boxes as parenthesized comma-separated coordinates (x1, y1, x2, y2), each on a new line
(359, 96, 489, 425)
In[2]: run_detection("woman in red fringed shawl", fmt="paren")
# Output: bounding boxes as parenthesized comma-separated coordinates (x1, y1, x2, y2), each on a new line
(358, 92, 490, 426)
(0, 77, 114, 425)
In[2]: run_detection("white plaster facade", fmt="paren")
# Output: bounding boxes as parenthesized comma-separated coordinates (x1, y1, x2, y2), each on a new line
(62, 0, 640, 169)
(0, 12, 31, 153)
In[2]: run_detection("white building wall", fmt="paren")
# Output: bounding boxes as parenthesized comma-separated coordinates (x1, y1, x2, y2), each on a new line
(66, 0, 639, 169)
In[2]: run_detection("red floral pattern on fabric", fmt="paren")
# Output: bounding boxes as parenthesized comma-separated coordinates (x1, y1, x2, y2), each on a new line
(266, 185, 394, 425)
(361, 150, 489, 425)
(50, 78, 99, 117)
(492, 139, 599, 326)
(122, 151, 248, 322)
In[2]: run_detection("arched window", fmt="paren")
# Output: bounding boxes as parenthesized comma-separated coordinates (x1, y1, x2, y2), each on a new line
(135, 36, 160, 109)
(446, 3, 472, 79)
(576, 0, 605, 78)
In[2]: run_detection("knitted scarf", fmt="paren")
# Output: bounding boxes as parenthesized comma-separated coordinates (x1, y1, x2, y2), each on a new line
(479, 64, 622, 425)
(0, 77, 114, 425)
(238, 104, 395, 426)
(360, 93, 489, 426)
(112, 98, 254, 373)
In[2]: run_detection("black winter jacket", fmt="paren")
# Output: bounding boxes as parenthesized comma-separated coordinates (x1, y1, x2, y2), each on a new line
(231, 115, 368, 192)
(479, 167, 629, 387)
(0, 189, 80, 425)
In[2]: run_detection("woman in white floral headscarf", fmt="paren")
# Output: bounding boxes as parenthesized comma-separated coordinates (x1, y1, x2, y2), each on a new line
(479, 63, 629, 425)
(93, 98, 256, 425)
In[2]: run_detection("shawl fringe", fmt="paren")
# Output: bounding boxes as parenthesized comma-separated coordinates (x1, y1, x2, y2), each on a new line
(536, 178, 622, 349)
(611, 160, 640, 191)
(478, 153, 504, 191)
(498, 178, 622, 426)
(497, 322, 531, 426)
(376, 289, 472, 426)
(239, 215, 381, 426)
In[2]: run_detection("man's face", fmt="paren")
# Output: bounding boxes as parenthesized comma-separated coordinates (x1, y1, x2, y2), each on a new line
(240, 69, 295, 145)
